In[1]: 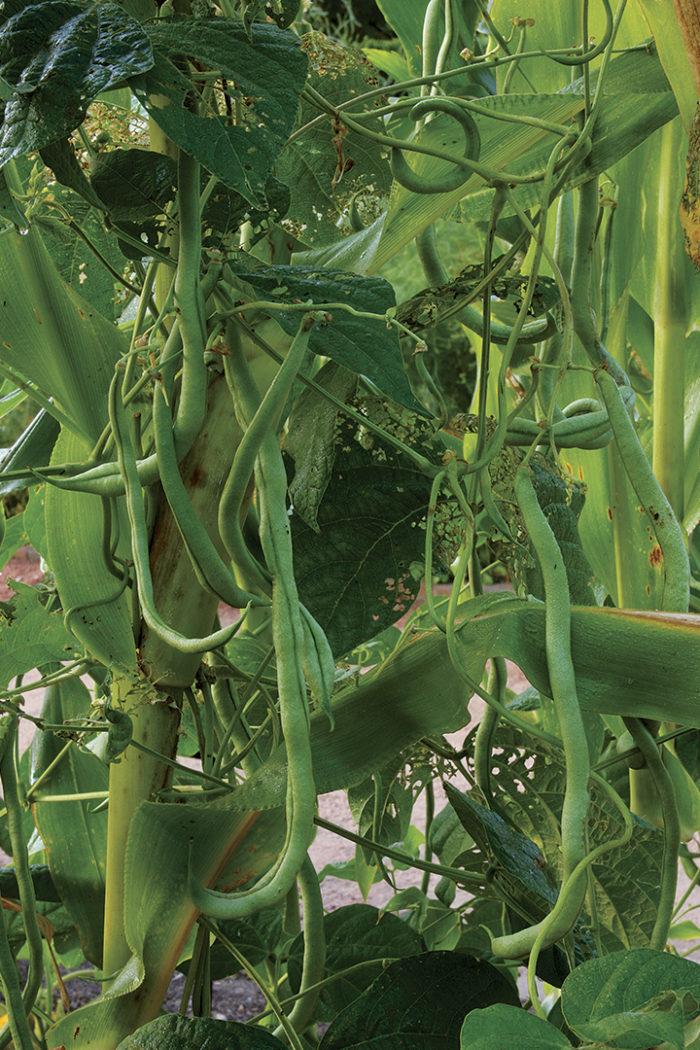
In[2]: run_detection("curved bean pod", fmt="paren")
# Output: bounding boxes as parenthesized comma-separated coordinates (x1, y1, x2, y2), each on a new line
(391, 98, 481, 195)
(190, 324, 317, 917)
(273, 855, 326, 1039)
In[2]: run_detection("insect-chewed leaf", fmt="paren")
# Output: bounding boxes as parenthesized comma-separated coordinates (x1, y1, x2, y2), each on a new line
(0, 2, 153, 165)
(0, 580, 80, 688)
(136, 20, 307, 204)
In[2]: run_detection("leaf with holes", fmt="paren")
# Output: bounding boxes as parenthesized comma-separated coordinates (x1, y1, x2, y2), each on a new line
(135, 21, 307, 204)
(232, 264, 426, 413)
(277, 34, 391, 247)
(0, 2, 153, 165)
(290, 417, 435, 656)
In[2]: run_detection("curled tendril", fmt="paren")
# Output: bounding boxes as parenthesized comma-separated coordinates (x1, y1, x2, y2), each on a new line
(544, 0, 613, 66)
(390, 98, 481, 195)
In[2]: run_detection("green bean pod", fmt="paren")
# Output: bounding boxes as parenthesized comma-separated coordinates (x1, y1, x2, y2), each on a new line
(190, 322, 317, 918)
(595, 368, 690, 612)
(491, 466, 590, 958)
(391, 98, 480, 195)
(0, 715, 42, 1049)
(273, 855, 326, 1039)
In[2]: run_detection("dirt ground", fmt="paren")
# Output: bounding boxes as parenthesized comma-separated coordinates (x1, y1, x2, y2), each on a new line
(1, 548, 697, 1022)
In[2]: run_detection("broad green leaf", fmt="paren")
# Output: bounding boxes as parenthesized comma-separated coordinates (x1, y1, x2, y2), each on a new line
(363, 47, 412, 84)
(291, 420, 433, 656)
(461, 1004, 573, 1049)
(222, 621, 470, 813)
(0, 409, 60, 496)
(670, 920, 700, 941)
(0, 224, 125, 442)
(136, 21, 307, 203)
(460, 49, 678, 225)
(561, 948, 700, 1049)
(277, 34, 392, 248)
(0, 3, 153, 165)
(45, 430, 137, 671)
(90, 148, 176, 223)
(488, 723, 663, 952)
(372, 91, 585, 273)
(23, 484, 46, 560)
(0, 510, 27, 570)
(49, 802, 285, 1046)
(444, 782, 557, 918)
(319, 951, 519, 1049)
(287, 904, 423, 1022)
(636, 0, 697, 130)
(31, 677, 108, 966)
(374, 47, 675, 270)
(116, 1015, 286, 1049)
(0, 580, 80, 688)
(490, 0, 582, 94)
(0, 863, 59, 902)
(233, 265, 426, 412)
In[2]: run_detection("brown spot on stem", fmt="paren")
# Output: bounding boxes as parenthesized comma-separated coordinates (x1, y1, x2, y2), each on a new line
(607, 507, 613, 520)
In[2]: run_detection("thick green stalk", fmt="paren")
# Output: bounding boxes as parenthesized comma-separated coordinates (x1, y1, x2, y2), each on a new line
(652, 119, 688, 522)
(103, 376, 244, 977)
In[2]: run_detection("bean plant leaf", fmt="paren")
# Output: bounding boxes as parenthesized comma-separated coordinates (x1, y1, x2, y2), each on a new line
(561, 949, 700, 1049)
(444, 782, 557, 924)
(291, 413, 435, 656)
(33, 185, 126, 320)
(233, 264, 426, 413)
(90, 148, 177, 222)
(277, 32, 391, 247)
(319, 951, 519, 1049)
(0, 580, 80, 688)
(460, 1004, 573, 1049)
(486, 723, 664, 953)
(0, 2, 153, 166)
(116, 1015, 287, 1049)
(31, 677, 108, 966)
(287, 904, 423, 1021)
(135, 21, 307, 203)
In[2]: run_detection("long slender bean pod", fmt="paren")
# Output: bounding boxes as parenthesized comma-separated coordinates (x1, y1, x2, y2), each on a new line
(190, 323, 317, 917)
(170, 150, 208, 458)
(0, 716, 42, 1048)
(623, 718, 680, 950)
(595, 368, 690, 611)
(491, 466, 590, 958)
(526, 771, 634, 1016)
(152, 379, 265, 610)
(273, 855, 325, 1039)
(218, 316, 313, 593)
